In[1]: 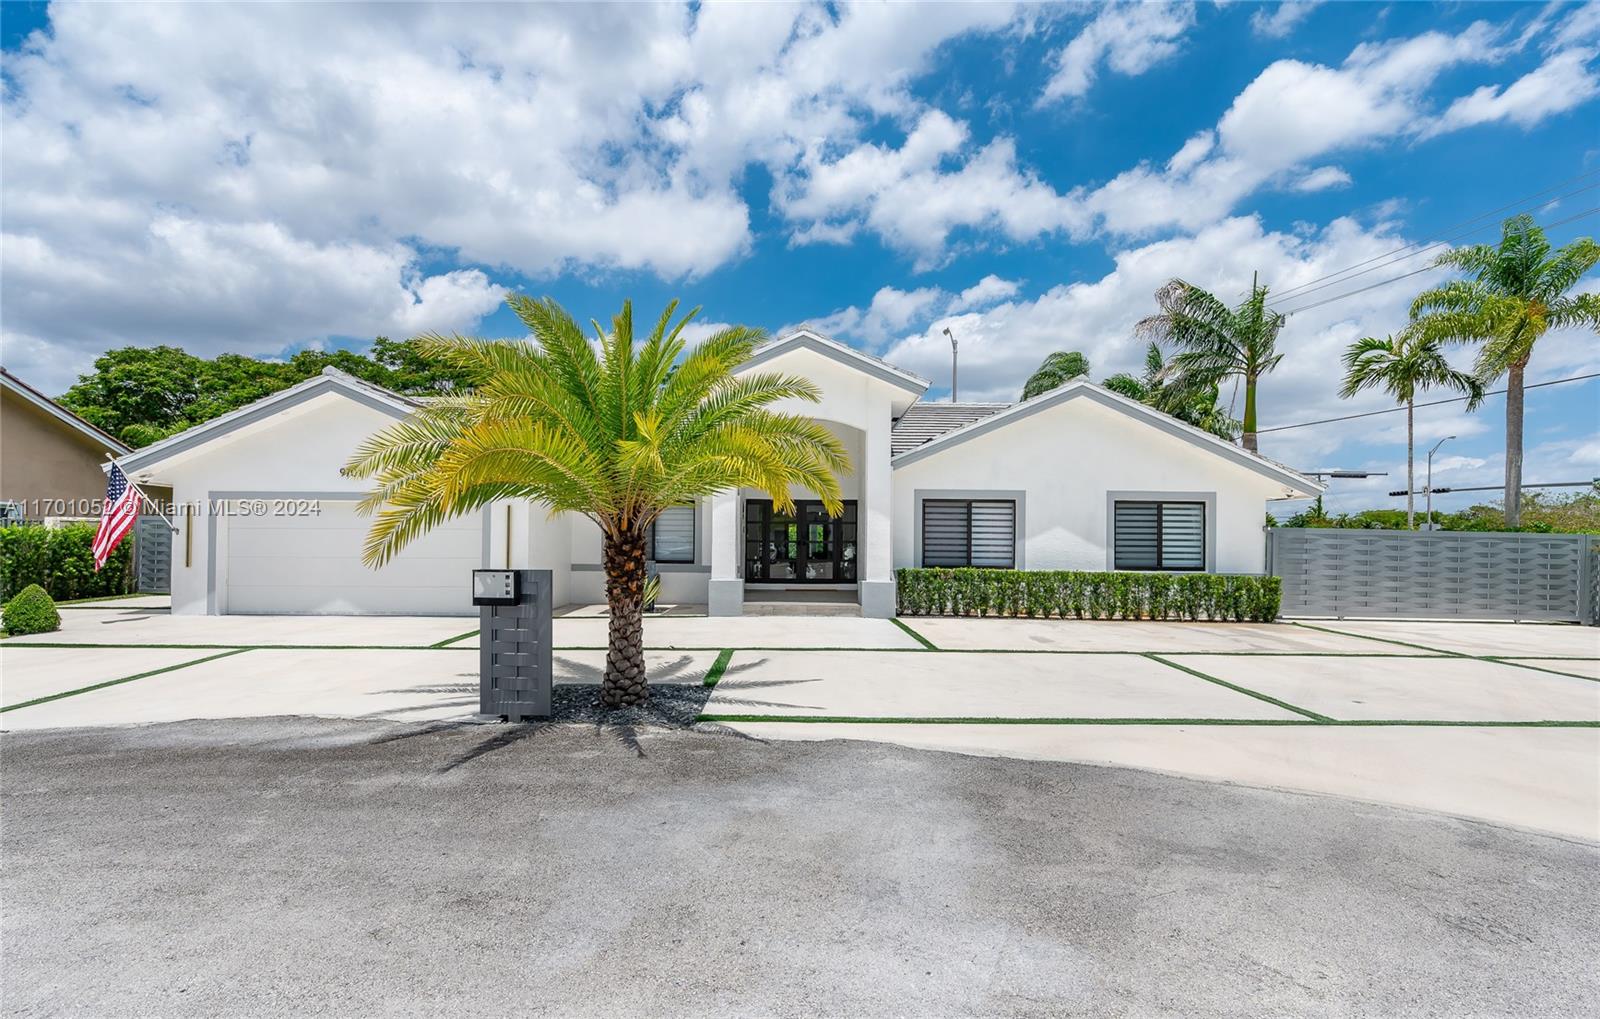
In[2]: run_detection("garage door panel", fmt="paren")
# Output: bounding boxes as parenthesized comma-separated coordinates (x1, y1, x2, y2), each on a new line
(225, 501, 482, 615)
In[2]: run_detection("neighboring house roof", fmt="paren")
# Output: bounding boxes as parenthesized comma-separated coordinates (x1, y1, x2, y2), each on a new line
(741, 328, 931, 395)
(117, 367, 417, 475)
(0, 366, 131, 455)
(891, 402, 1011, 456)
(891, 379, 1324, 496)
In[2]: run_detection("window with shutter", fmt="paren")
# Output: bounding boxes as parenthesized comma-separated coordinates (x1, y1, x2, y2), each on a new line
(1113, 500, 1205, 571)
(921, 499, 1016, 568)
(650, 505, 695, 563)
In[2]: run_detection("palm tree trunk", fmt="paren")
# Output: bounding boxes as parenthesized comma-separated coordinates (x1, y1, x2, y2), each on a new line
(601, 530, 650, 707)
(1406, 400, 1415, 530)
(1504, 361, 1526, 528)
(1241, 374, 1258, 453)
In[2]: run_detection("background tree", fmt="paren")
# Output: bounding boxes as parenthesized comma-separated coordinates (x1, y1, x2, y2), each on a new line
(1410, 214, 1599, 526)
(1134, 274, 1285, 453)
(1339, 329, 1483, 529)
(1102, 342, 1240, 440)
(345, 296, 849, 708)
(1020, 350, 1090, 400)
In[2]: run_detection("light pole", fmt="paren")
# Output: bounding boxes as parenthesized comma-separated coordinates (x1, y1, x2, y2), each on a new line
(942, 326, 958, 402)
(1425, 435, 1454, 530)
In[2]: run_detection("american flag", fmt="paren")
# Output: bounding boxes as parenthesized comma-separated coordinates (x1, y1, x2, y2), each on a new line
(93, 464, 141, 570)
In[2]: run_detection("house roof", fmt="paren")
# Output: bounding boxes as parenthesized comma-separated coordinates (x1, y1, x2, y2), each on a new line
(116, 367, 417, 475)
(0, 366, 131, 455)
(740, 328, 930, 395)
(891, 379, 1324, 496)
(891, 402, 1010, 456)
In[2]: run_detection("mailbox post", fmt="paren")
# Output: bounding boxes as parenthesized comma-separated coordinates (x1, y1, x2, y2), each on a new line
(472, 569, 553, 721)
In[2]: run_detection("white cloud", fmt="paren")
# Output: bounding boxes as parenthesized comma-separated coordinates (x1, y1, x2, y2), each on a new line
(1040, 2, 1196, 103)
(1427, 47, 1600, 135)
(951, 275, 1023, 313)
(1250, 2, 1325, 40)
(798, 274, 1021, 346)
(1291, 166, 1354, 192)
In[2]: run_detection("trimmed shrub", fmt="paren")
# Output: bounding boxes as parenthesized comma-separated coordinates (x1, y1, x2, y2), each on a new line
(895, 568, 1282, 622)
(0, 523, 134, 602)
(3, 584, 61, 635)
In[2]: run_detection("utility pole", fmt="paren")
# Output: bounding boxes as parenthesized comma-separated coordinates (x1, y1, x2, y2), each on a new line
(942, 326, 958, 402)
(1425, 435, 1454, 530)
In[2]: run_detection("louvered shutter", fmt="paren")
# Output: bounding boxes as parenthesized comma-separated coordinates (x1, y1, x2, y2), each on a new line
(969, 501, 1016, 567)
(922, 499, 1016, 568)
(1113, 503, 1159, 569)
(651, 506, 695, 563)
(1114, 500, 1204, 571)
(1159, 502, 1204, 570)
(922, 501, 971, 567)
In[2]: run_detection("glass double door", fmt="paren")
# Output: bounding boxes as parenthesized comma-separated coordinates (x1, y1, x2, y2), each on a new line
(744, 499, 857, 583)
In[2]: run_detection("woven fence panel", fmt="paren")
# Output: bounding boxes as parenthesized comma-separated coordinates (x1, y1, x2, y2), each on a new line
(1267, 528, 1593, 622)
(479, 570, 553, 720)
(134, 515, 171, 594)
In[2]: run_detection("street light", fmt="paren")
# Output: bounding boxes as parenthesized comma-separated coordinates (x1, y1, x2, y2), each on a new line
(1424, 435, 1455, 530)
(942, 326, 958, 402)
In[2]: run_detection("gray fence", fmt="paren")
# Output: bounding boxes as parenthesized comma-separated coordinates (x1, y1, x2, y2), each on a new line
(1267, 528, 1597, 623)
(134, 515, 171, 594)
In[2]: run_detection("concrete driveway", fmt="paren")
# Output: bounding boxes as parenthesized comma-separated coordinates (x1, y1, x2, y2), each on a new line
(3, 718, 1596, 1018)
(3, 604, 1596, 837)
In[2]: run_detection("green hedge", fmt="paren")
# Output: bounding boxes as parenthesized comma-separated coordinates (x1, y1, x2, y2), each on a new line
(3, 584, 61, 635)
(0, 522, 134, 602)
(895, 568, 1281, 622)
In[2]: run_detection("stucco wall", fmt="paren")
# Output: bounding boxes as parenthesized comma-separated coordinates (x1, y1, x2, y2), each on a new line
(891, 396, 1285, 574)
(0, 389, 116, 514)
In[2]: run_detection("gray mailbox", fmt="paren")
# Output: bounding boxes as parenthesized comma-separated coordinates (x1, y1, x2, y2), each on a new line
(475, 569, 552, 721)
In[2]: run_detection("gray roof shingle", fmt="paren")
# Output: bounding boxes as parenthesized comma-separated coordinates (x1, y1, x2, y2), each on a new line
(891, 402, 1011, 456)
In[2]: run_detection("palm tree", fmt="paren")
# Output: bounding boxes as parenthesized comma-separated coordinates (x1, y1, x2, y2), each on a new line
(1021, 350, 1090, 399)
(1340, 330, 1483, 529)
(344, 295, 849, 707)
(1410, 214, 1599, 526)
(1102, 342, 1240, 441)
(1135, 273, 1285, 453)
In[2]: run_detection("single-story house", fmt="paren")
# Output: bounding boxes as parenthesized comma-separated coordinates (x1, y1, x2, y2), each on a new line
(113, 330, 1322, 618)
(1, 367, 132, 521)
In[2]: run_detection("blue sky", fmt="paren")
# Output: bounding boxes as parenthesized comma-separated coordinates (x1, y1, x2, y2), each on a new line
(2, 1, 1597, 513)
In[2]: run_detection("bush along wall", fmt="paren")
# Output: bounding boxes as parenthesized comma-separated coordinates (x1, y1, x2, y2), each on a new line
(0, 522, 133, 603)
(895, 568, 1282, 622)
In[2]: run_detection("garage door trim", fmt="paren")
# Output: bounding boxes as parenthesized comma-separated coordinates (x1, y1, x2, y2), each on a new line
(207, 490, 490, 614)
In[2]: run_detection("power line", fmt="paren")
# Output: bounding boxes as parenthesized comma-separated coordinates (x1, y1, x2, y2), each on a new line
(1266, 180, 1600, 307)
(1386, 481, 1594, 497)
(1266, 168, 1600, 303)
(1275, 205, 1600, 317)
(1257, 371, 1600, 434)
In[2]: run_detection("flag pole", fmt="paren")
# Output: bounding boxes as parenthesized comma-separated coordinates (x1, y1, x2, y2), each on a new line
(105, 455, 178, 532)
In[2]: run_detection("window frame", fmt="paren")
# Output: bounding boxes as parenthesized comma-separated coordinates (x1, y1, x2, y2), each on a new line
(1112, 498, 1207, 572)
(919, 497, 1019, 569)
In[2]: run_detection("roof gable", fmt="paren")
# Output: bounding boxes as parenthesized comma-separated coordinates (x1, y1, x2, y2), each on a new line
(116, 368, 415, 475)
(1, 367, 131, 455)
(739, 329, 930, 395)
(891, 380, 1322, 496)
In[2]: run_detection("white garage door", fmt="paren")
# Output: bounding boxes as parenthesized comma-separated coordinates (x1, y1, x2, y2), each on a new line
(225, 501, 482, 615)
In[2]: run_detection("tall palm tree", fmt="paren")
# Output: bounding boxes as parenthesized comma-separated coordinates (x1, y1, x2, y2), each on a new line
(1410, 214, 1599, 526)
(1021, 350, 1090, 400)
(1340, 330, 1483, 529)
(1134, 273, 1285, 453)
(1102, 341, 1240, 441)
(344, 295, 849, 707)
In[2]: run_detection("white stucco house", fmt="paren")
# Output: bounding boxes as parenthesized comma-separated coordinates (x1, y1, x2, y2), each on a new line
(113, 329, 1322, 619)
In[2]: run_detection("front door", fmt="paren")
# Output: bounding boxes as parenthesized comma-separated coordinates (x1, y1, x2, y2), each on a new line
(744, 499, 857, 583)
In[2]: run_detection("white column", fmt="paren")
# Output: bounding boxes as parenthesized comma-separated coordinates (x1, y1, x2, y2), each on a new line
(707, 489, 743, 615)
(859, 410, 895, 617)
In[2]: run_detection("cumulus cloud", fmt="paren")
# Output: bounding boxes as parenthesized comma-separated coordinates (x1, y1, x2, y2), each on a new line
(1291, 166, 1355, 192)
(1040, 2, 1196, 103)
(797, 274, 1022, 347)
(1426, 47, 1600, 135)
(1250, 2, 1325, 40)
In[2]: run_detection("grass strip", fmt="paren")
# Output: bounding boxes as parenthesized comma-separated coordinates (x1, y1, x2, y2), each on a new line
(696, 714, 1599, 728)
(703, 649, 735, 688)
(1144, 653, 1334, 722)
(1, 648, 252, 714)
(1292, 622, 1600, 683)
(430, 629, 479, 649)
(54, 593, 164, 607)
(889, 617, 939, 650)
(1481, 658, 1600, 683)
(1289, 620, 1465, 657)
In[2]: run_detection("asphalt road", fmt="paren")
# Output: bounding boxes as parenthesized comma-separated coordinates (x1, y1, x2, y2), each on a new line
(3, 713, 1597, 1018)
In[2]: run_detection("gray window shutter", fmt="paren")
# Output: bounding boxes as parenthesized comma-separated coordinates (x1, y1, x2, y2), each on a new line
(652, 506, 695, 563)
(1114, 503, 1159, 569)
(969, 501, 1016, 568)
(1159, 503, 1204, 570)
(922, 501, 971, 567)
